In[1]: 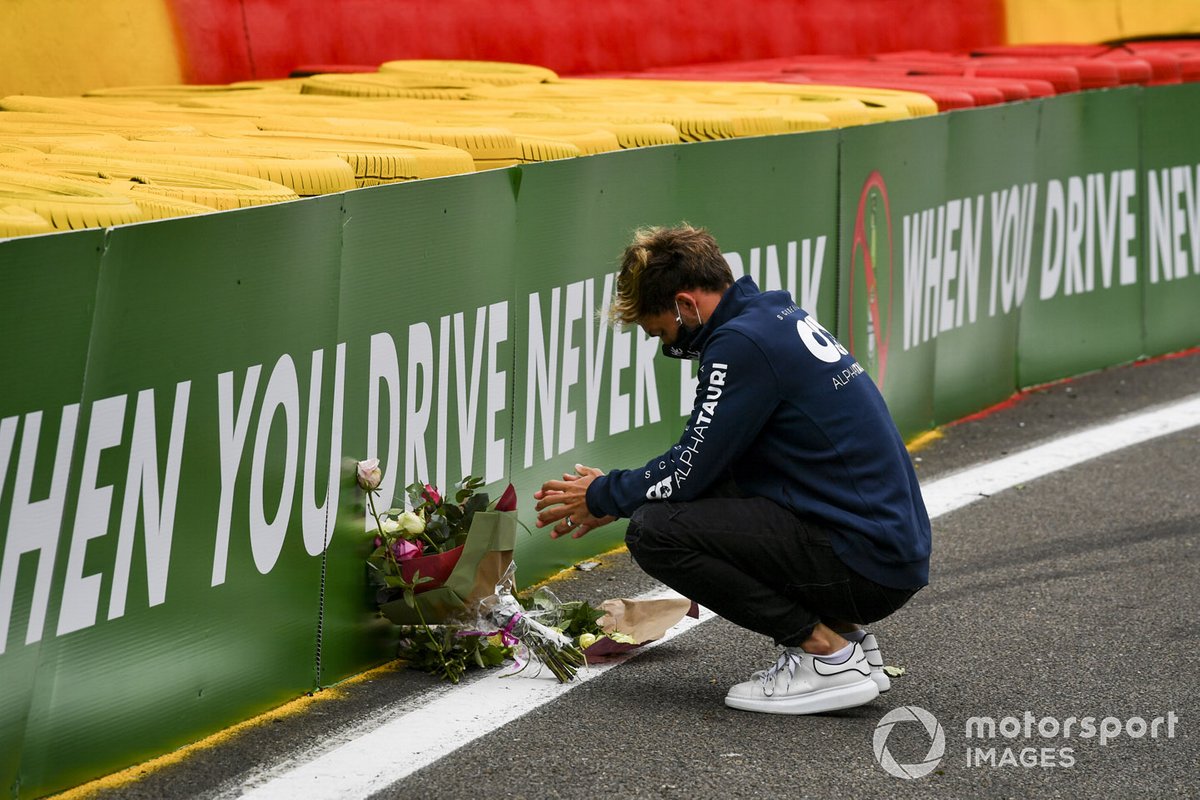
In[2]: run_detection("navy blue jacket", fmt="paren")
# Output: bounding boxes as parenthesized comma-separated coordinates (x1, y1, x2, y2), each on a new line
(586, 277, 931, 590)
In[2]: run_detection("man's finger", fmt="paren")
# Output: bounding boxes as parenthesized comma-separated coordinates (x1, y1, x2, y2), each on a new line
(537, 506, 572, 526)
(535, 495, 569, 514)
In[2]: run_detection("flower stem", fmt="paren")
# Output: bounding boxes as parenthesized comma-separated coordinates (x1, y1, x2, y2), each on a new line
(412, 600, 452, 679)
(366, 491, 385, 537)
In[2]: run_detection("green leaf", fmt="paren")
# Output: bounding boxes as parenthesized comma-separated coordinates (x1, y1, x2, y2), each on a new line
(461, 492, 489, 533)
(558, 600, 607, 638)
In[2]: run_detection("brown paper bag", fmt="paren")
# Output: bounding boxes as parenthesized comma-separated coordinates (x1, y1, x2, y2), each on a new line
(597, 596, 698, 641)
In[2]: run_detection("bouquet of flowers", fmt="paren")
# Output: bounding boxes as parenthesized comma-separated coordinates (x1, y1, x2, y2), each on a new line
(354, 459, 695, 685)
(473, 563, 588, 683)
(356, 460, 517, 603)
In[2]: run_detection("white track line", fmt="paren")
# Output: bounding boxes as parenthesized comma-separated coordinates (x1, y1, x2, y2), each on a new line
(919, 393, 1200, 518)
(237, 392, 1200, 799)
(238, 596, 716, 799)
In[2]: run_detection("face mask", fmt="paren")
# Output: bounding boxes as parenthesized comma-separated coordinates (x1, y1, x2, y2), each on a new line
(662, 299, 705, 360)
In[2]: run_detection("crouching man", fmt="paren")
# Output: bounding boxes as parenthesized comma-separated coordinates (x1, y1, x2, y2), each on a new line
(535, 224, 931, 715)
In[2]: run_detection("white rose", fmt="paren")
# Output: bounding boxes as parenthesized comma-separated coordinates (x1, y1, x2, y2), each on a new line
(356, 458, 382, 491)
(380, 517, 401, 534)
(398, 511, 425, 536)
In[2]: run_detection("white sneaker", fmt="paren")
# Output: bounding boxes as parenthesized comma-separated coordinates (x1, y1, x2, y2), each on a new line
(861, 633, 890, 692)
(724, 642, 879, 715)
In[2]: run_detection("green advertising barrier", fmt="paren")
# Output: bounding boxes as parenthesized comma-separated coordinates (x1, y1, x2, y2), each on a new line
(508, 133, 843, 582)
(19, 198, 347, 794)
(1019, 88, 1145, 387)
(1140, 82, 1200, 357)
(0, 230, 104, 796)
(933, 103, 1038, 423)
(509, 148, 681, 582)
(838, 114, 949, 438)
(323, 171, 520, 682)
(674, 132, 841, 327)
(2, 84, 1200, 798)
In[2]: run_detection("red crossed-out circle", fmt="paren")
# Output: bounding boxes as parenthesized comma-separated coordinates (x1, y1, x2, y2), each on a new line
(848, 170, 894, 388)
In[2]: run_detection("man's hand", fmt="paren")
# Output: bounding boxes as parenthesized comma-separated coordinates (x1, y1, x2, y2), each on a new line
(534, 464, 616, 539)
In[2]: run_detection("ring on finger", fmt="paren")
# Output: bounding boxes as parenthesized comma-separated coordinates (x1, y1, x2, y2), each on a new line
(566, 516, 575, 527)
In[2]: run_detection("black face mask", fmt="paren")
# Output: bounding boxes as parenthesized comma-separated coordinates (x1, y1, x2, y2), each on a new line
(661, 300, 705, 360)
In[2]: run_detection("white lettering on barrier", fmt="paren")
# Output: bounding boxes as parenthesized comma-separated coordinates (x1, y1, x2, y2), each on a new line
(249, 355, 300, 575)
(454, 307, 487, 487)
(213, 365, 261, 584)
(988, 183, 1038, 318)
(484, 302, 508, 484)
(902, 195, 985, 350)
(367, 334, 400, 527)
(1041, 171, 1138, 301)
(434, 315, 450, 493)
(301, 347, 344, 557)
(1147, 165, 1200, 283)
(58, 395, 126, 636)
(524, 287, 560, 468)
(0, 406, 79, 653)
(109, 383, 190, 618)
(634, 326, 660, 429)
(524, 278, 657, 467)
(583, 275, 612, 445)
(557, 280, 584, 455)
(367, 303, 511, 499)
(610, 318, 632, 436)
(405, 322, 434, 492)
(899, 170, 1142, 352)
(723, 236, 827, 316)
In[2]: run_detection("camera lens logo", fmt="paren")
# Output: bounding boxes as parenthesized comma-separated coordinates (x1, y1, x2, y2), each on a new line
(873, 705, 945, 779)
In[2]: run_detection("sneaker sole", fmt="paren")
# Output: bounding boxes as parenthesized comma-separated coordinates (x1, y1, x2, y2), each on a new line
(724, 677, 880, 715)
(871, 669, 891, 693)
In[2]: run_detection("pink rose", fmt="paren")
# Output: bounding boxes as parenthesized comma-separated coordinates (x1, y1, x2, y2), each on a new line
(391, 538, 422, 562)
(356, 459, 382, 492)
(422, 483, 442, 505)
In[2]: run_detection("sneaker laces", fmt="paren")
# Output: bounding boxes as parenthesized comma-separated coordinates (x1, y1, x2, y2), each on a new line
(759, 649, 804, 696)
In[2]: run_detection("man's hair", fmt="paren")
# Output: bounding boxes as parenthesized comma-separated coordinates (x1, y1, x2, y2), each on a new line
(610, 224, 734, 324)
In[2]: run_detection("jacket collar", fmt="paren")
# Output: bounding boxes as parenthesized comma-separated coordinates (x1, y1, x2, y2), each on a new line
(687, 275, 759, 356)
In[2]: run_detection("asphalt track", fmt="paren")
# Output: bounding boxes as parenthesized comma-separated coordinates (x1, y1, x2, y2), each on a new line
(66, 352, 1200, 800)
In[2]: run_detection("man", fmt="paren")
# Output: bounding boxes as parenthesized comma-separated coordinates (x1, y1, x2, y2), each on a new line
(535, 224, 931, 715)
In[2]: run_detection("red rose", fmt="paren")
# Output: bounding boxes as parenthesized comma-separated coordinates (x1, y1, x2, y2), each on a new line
(494, 483, 518, 512)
